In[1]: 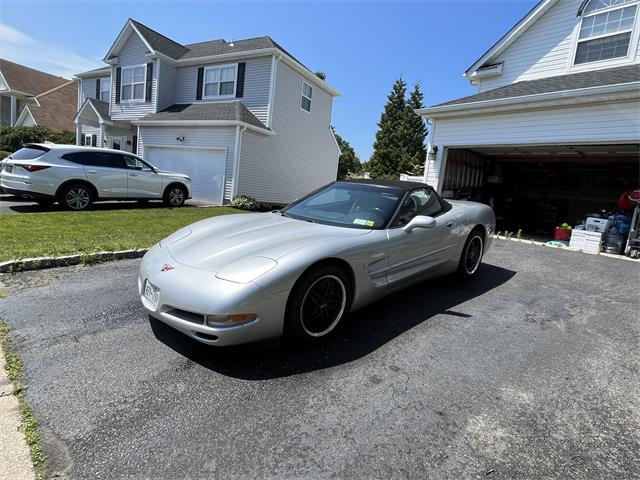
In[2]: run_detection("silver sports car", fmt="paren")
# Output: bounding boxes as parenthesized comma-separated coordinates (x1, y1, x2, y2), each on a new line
(139, 180, 495, 346)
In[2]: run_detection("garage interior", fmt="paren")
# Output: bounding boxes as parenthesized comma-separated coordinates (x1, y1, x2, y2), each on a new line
(440, 144, 640, 237)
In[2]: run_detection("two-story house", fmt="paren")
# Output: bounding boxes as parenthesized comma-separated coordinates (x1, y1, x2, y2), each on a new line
(416, 0, 640, 235)
(0, 59, 77, 131)
(74, 19, 340, 205)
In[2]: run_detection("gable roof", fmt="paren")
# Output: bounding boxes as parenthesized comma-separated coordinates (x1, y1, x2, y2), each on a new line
(135, 101, 270, 132)
(99, 19, 338, 97)
(16, 80, 78, 131)
(73, 97, 112, 125)
(465, 0, 559, 78)
(439, 64, 640, 107)
(0, 58, 71, 95)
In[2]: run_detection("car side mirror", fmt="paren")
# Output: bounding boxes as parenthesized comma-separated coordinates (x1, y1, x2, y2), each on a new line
(403, 215, 437, 233)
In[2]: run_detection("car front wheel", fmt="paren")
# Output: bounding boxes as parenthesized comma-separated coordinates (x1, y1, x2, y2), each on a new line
(457, 229, 484, 278)
(284, 265, 351, 344)
(60, 184, 93, 211)
(164, 185, 186, 207)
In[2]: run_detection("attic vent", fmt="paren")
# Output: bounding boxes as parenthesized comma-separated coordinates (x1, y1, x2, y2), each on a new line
(228, 40, 235, 47)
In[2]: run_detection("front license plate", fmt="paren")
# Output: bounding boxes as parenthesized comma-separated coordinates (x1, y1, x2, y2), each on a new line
(144, 280, 160, 308)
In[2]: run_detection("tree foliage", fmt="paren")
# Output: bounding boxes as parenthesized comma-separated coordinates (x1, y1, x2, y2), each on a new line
(332, 127, 361, 180)
(0, 126, 76, 153)
(314, 71, 327, 81)
(368, 78, 428, 178)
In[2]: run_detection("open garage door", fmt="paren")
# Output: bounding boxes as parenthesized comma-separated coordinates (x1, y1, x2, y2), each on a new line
(145, 147, 226, 204)
(441, 144, 640, 236)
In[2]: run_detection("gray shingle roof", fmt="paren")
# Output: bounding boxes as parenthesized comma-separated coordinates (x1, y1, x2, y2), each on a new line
(77, 97, 111, 121)
(139, 101, 269, 130)
(435, 64, 640, 107)
(130, 19, 189, 60)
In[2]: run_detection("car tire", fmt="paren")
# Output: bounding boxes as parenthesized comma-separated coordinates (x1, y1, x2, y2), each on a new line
(60, 184, 93, 211)
(163, 185, 187, 208)
(457, 229, 484, 278)
(284, 264, 352, 345)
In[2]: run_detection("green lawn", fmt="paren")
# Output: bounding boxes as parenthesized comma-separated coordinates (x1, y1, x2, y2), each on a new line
(0, 206, 244, 261)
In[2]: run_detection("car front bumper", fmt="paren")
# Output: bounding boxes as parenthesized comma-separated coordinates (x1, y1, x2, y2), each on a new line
(139, 244, 288, 346)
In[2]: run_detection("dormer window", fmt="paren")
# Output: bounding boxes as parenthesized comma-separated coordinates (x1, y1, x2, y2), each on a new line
(121, 65, 146, 101)
(574, 0, 639, 65)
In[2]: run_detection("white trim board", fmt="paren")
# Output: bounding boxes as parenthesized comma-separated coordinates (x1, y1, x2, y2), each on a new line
(132, 119, 274, 135)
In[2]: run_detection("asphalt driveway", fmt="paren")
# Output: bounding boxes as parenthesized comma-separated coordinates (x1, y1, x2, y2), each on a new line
(0, 241, 638, 479)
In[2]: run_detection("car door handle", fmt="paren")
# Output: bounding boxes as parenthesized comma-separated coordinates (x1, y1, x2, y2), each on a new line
(446, 222, 455, 228)
(86, 169, 97, 174)
(129, 172, 139, 177)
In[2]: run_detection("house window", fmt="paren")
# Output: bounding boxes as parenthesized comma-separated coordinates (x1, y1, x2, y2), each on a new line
(574, 0, 639, 64)
(301, 82, 312, 112)
(100, 78, 111, 102)
(121, 65, 145, 101)
(203, 65, 236, 98)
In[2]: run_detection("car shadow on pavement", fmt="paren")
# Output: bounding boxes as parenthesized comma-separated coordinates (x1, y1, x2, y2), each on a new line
(149, 263, 516, 380)
(6, 200, 187, 213)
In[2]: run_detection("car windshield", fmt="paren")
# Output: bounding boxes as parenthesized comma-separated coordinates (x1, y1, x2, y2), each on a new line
(281, 182, 405, 229)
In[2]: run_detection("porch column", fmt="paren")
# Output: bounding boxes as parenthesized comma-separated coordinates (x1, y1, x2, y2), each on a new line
(75, 124, 81, 145)
(10, 95, 16, 126)
(99, 124, 105, 148)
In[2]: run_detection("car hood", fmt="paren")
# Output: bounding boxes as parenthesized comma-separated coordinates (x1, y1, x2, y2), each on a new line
(164, 212, 371, 272)
(155, 170, 189, 179)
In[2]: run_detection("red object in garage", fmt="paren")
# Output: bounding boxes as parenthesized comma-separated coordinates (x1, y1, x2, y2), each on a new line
(619, 189, 640, 213)
(553, 227, 572, 241)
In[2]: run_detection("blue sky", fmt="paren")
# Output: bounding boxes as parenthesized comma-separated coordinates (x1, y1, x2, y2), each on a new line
(0, 0, 537, 160)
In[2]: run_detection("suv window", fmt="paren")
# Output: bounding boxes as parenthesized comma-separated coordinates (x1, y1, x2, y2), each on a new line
(391, 188, 445, 228)
(123, 155, 153, 171)
(9, 146, 50, 160)
(62, 152, 126, 169)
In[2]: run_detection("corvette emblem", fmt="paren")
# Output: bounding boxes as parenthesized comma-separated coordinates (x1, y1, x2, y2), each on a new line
(161, 264, 175, 272)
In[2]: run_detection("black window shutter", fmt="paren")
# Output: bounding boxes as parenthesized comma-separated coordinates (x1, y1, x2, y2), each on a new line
(91, 134, 97, 147)
(145, 62, 153, 103)
(80, 135, 85, 146)
(132, 135, 138, 155)
(115, 67, 122, 104)
(95, 78, 100, 100)
(196, 67, 204, 100)
(236, 62, 246, 98)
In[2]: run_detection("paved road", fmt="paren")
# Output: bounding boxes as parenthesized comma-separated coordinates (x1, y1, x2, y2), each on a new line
(0, 241, 638, 479)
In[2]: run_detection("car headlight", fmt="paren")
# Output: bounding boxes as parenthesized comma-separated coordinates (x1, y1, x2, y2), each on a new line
(215, 256, 277, 284)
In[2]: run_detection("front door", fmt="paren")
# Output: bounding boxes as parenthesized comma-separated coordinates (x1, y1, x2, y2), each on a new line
(385, 188, 459, 288)
(110, 137, 124, 151)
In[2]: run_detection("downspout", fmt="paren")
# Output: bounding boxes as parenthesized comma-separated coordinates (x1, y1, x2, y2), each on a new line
(267, 54, 281, 129)
(231, 125, 247, 199)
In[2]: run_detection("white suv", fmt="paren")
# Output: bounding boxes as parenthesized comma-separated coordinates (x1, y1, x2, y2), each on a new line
(0, 144, 192, 210)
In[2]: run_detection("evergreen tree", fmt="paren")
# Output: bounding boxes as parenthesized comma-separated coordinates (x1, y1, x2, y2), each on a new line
(368, 78, 412, 179)
(404, 82, 428, 175)
(332, 127, 362, 179)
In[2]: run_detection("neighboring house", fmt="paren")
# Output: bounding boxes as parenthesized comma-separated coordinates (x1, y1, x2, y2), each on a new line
(416, 0, 640, 234)
(74, 19, 340, 205)
(0, 59, 77, 131)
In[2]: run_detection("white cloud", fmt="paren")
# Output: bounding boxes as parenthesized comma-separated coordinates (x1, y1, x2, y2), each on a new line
(0, 22, 102, 79)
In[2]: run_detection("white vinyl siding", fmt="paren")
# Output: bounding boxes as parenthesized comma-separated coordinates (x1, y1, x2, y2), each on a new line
(426, 99, 640, 188)
(236, 62, 339, 204)
(156, 60, 176, 111)
(476, 0, 640, 92)
(138, 126, 237, 200)
(174, 56, 272, 124)
(110, 32, 156, 120)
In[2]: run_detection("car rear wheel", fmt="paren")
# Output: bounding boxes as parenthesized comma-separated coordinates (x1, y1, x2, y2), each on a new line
(164, 185, 186, 207)
(457, 229, 484, 278)
(60, 184, 93, 211)
(284, 265, 351, 344)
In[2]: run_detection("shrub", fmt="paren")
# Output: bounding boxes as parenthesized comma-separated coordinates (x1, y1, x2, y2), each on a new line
(0, 150, 11, 159)
(231, 195, 262, 211)
(0, 126, 76, 153)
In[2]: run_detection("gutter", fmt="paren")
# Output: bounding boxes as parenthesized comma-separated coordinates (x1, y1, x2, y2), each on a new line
(415, 81, 640, 119)
(131, 119, 274, 136)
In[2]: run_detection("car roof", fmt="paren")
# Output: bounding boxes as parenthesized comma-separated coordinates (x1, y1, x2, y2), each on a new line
(338, 179, 434, 191)
(24, 143, 138, 155)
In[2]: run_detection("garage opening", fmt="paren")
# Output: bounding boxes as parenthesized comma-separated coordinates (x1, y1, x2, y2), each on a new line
(440, 144, 639, 239)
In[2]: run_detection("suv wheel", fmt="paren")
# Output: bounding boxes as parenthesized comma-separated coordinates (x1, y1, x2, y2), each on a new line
(61, 184, 93, 211)
(164, 185, 186, 207)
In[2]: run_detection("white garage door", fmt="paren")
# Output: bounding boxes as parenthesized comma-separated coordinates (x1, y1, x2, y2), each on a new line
(146, 147, 226, 204)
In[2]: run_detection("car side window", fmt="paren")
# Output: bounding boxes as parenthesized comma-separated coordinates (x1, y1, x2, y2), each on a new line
(123, 155, 152, 171)
(61, 152, 92, 165)
(96, 153, 126, 169)
(391, 188, 444, 228)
